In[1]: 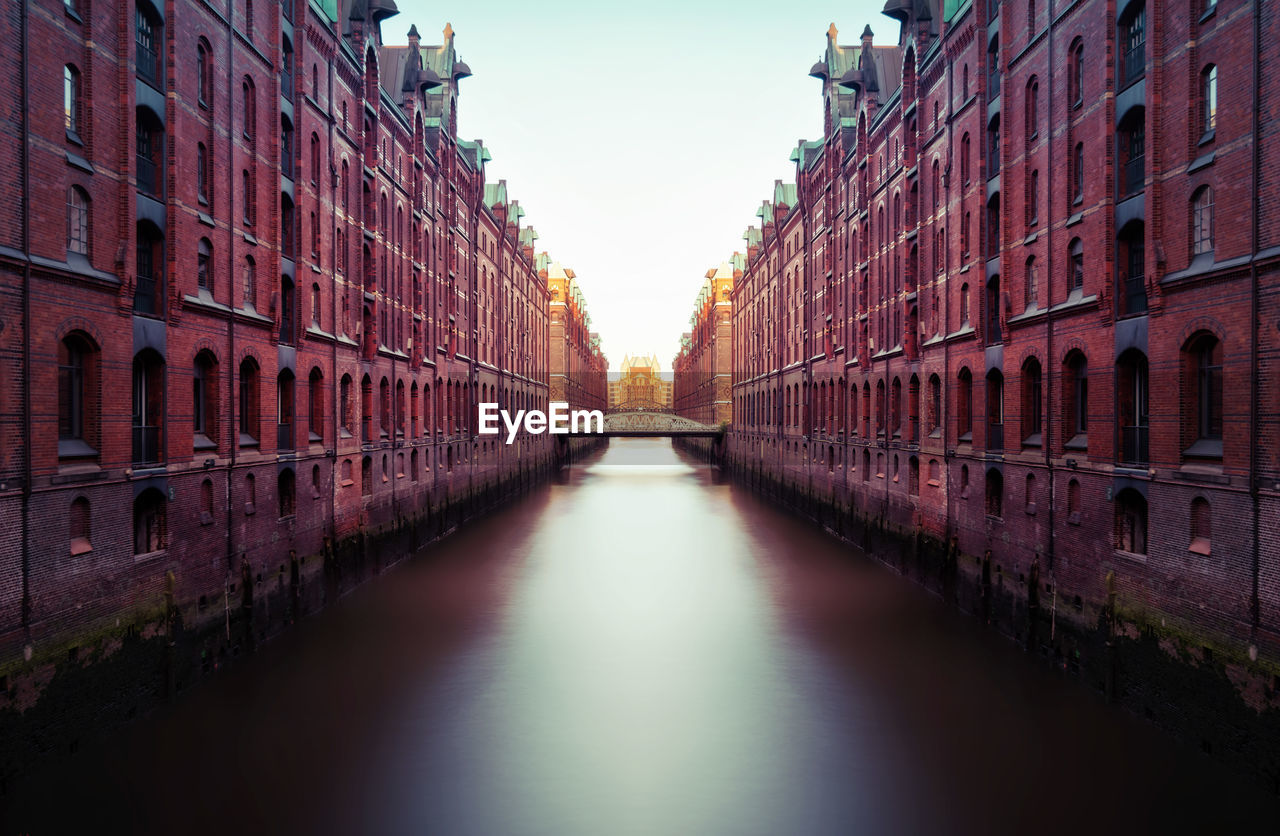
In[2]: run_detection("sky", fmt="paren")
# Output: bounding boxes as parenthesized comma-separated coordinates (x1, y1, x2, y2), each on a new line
(397, 0, 893, 370)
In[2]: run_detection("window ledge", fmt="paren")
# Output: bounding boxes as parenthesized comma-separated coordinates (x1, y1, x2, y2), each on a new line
(134, 549, 167, 564)
(59, 439, 99, 459)
(1183, 438, 1223, 459)
(1198, 130, 1215, 148)
(1113, 549, 1147, 564)
(1189, 537, 1212, 556)
(1064, 434, 1088, 451)
(239, 434, 259, 448)
(1188, 149, 1215, 174)
(1022, 433, 1043, 449)
(69, 538, 92, 557)
(1066, 210, 1083, 227)
(1199, 4, 1217, 24)
(194, 434, 217, 451)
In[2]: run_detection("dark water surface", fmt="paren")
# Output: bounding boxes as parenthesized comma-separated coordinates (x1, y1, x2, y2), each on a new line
(5, 439, 1277, 835)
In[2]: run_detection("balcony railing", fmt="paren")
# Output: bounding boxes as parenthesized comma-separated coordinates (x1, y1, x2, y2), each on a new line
(987, 422, 1004, 451)
(1122, 155, 1145, 197)
(1120, 425, 1149, 465)
(134, 275, 158, 315)
(281, 67, 294, 102)
(277, 421, 294, 450)
(1122, 47, 1145, 87)
(1122, 274, 1148, 316)
(137, 155, 159, 196)
(132, 424, 161, 465)
(137, 43, 159, 88)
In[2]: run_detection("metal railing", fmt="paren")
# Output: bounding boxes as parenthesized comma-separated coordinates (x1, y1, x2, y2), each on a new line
(1121, 425, 1149, 465)
(1122, 155, 1145, 197)
(1122, 274, 1148, 316)
(132, 425, 161, 465)
(277, 422, 294, 450)
(137, 42, 159, 88)
(134, 275, 158, 315)
(987, 422, 1004, 451)
(1122, 47, 1145, 87)
(137, 155, 159, 196)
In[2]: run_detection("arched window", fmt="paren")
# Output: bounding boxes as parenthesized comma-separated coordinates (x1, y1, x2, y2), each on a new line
(360, 374, 373, 441)
(1025, 472, 1037, 514)
(1072, 142, 1084, 204)
(986, 274, 1002, 345)
(135, 1, 163, 89)
(339, 373, 352, 436)
(133, 488, 166, 555)
(960, 132, 971, 186)
(1117, 220, 1147, 316)
(242, 255, 256, 307)
(193, 350, 218, 446)
(1069, 39, 1084, 107)
(1064, 351, 1088, 448)
(1021, 358, 1043, 444)
(1118, 2, 1146, 88)
(197, 238, 212, 294)
(239, 357, 260, 444)
(1184, 332, 1222, 455)
(200, 478, 214, 523)
(1190, 497, 1211, 555)
(1026, 169, 1039, 229)
(987, 114, 1000, 176)
(1024, 256, 1038, 309)
(362, 456, 373, 495)
(197, 142, 209, 204)
(1201, 65, 1217, 139)
(58, 332, 98, 455)
(928, 374, 942, 435)
(70, 497, 92, 556)
(960, 281, 971, 326)
(67, 186, 89, 257)
(197, 39, 212, 107)
(1068, 238, 1084, 293)
(1067, 478, 1082, 522)
(135, 220, 163, 315)
(1117, 349, 1150, 465)
(65, 64, 82, 135)
(310, 132, 321, 185)
(311, 282, 321, 326)
(278, 468, 296, 518)
(280, 274, 296, 345)
(1025, 78, 1038, 143)
(135, 106, 165, 197)
(379, 377, 391, 437)
(957, 367, 973, 439)
(1192, 186, 1214, 257)
(985, 468, 1003, 518)
(1115, 489, 1147, 555)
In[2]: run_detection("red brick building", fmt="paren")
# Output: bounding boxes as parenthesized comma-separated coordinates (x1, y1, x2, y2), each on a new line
(0, 0, 575, 668)
(673, 258, 736, 426)
(730, 0, 1280, 665)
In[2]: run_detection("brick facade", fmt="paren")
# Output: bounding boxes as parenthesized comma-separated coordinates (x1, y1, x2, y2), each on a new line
(673, 259, 735, 426)
(0, 0, 588, 667)
(729, 0, 1280, 663)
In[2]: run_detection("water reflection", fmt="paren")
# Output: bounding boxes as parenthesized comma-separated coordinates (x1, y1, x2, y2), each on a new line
(4, 439, 1276, 835)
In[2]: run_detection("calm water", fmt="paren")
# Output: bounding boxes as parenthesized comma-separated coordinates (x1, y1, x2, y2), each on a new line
(5, 439, 1277, 835)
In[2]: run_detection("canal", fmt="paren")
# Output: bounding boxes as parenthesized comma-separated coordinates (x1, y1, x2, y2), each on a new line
(5, 439, 1277, 834)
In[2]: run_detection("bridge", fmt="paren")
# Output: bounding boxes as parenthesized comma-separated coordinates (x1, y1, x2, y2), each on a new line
(576, 409, 722, 438)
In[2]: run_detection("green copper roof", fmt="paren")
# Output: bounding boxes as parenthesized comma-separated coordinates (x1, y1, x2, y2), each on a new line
(773, 181, 797, 209)
(483, 181, 507, 207)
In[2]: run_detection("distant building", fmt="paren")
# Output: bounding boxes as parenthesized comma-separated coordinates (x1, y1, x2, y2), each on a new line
(608, 355, 672, 411)
(547, 261, 608, 413)
(673, 260, 735, 426)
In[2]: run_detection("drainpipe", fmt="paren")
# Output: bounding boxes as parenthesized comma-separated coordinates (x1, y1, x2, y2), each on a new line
(1248, 0, 1261, 643)
(20, 0, 32, 638)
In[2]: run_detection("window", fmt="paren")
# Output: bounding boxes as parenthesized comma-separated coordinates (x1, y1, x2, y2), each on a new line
(67, 186, 89, 257)
(985, 468, 1003, 518)
(69, 497, 92, 555)
(278, 468, 296, 518)
(1026, 170, 1038, 228)
(1117, 221, 1147, 316)
(1201, 65, 1216, 139)
(1068, 238, 1083, 293)
(960, 281, 971, 325)
(243, 170, 254, 225)
(193, 350, 217, 446)
(197, 39, 212, 107)
(1185, 333, 1222, 454)
(244, 472, 256, 514)
(1024, 256, 1038, 309)
(281, 36, 294, 102)
(1114, 489, 1147, 555)
(928, 374, 942, 435)
(1022, 358, 1042, 443)
(242, 256, 256, 307)
(362, 456, 373, 496)
(133, 488, 166, 555)
(1190, 497, 1211, 555)
(1067, 478, 1081, 523)
(197, 238, 212, 294)
(131, 350, 164, 466)
(962, 211, 971, 259)
(960, 133, 971, 186)
(135, 1, 162, 88)
(987, 115, 1000, 176)
(197, 142, 209, 204)
(958, 367, 973, 439)
(200, 478, 214, 524)
(1025, 473, 1037, 514)
(1119, 3, 1146, 87)
(1118, 109, 1145, 198)
(986, 194, 1000, 256)
(310, 133, 320, 185)
(1117, 349, 1149, 465)
(986, 369, 1004, 450)
(64, 65, 81, 137)
(135, 108, 164, 197)
(986, 274, 1002, 345)
(239, 357, 260, 443)
(339, 374, 353, 436)
(281, 194, 295, 257)
(59, 333, 96, 452)
(1064, 351, 1088, 447)
(242, 79, 255, 140)
(281, 115, 294, 179)
(277, 369, 295, 450)
(280, 275, 296, 345)
(1072, 142, 1084, 204)
(135, 221, 163, 315)
(1069, 39, 1084, 107)
(1192, 186, 1214, 256)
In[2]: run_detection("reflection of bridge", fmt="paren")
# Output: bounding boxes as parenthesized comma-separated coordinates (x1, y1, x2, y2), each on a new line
(577, 410, 721, 438)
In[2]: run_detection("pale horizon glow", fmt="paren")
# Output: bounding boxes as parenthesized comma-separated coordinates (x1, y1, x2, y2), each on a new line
(397, 0, 892, 369)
